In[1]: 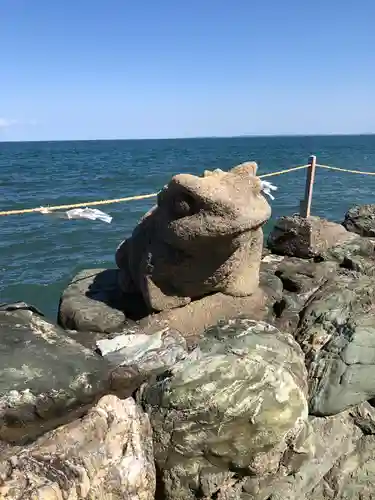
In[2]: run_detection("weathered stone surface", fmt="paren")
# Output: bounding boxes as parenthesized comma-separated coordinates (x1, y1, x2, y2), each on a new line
(259, 256, 284, 301)
(343, 204, 375, 237)
(116, 162, 271, 312)
(309, 445, 375, 500)
(260, 256, 337, 335)
(271, 291, 306, 334)
(349, 401, 375, 435)
(97, 328, 188, 393)
(139, 318, 310, 500)
(307, 405, 375, 500)
(268, 215, 353, 259)
(321, 235, 375, 277)
(244, 409, 362, 500)
(139, 286, 275, 348)
(0, 306, 111, 443)
(58, 268, 147, 334)
(275, 257, 337, 295)
(0, 395, 156, 500)
(325, 437, 375, 500)
(296, 271, 375, 416)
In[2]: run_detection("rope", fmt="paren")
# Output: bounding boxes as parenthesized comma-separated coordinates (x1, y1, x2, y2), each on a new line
(0, 164, 309, 217)
(317, 164, 375, 175)
(0, 193, 158, 216)
(258, 164, 308, 178)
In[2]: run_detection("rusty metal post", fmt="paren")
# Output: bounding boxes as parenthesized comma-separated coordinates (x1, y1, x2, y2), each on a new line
(300, 155, 317, 217)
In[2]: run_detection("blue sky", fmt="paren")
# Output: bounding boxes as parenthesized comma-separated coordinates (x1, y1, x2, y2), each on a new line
(1, 0, 374, 141)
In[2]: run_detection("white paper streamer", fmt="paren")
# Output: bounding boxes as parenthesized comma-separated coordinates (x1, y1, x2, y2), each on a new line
(66, 208, 112, 223)
(260, 180, 277, 200)
(39, 206, 112, 223)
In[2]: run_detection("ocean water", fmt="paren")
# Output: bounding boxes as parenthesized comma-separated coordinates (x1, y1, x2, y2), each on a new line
(1, 135, 375, 320)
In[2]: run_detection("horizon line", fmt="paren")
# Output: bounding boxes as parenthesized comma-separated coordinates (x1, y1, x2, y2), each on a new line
(1, 132, 375, 144)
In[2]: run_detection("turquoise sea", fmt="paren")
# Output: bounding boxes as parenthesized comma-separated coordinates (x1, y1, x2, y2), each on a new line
(1, 135, 375, 319)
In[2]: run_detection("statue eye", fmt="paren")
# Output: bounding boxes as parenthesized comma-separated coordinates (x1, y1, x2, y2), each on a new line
(171, 193, 197, 217)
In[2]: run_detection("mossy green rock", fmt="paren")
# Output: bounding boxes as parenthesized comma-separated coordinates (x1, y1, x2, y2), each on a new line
(140, 318, 310, 500)
(297, 271, 375, 416)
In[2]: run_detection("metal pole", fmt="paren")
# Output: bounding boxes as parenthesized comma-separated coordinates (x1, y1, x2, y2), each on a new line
(300, 155, 316, 217)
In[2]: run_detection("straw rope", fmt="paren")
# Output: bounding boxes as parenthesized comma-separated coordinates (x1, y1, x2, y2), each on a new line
(317, 164, 375, 175)
(0, 193, 158, 216)
(258, 164, 309, 178)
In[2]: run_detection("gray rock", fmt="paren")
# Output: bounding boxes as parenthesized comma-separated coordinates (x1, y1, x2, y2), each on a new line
(321, 235, 375, 277)
(349, 401, 375, 435)
(58, 268, 147, 333)
(268, 215, 353, 259)
(272, 291, 308, 334)
(259, 261, 284, 301)
(245, 410, 362, 500)
(275, 257, 337, 295)
(343, 204, 375, 237)
(311, 404, 375, 500)
(139, 318, 310, 500)
(296, 271, 375, 416)
(275, 257, 337, 330)
(262, 256, 337, 335)
(0, 307, 111, 444)
(307, 429, 375, 499)
(326, 437, 375, 500)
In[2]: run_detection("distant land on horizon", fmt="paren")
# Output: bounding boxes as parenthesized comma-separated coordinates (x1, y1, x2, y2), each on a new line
(1, 133, 375, 145)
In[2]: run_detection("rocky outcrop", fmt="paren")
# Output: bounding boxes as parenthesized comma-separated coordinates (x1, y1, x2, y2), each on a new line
(139, 318, 310, 500)
(305, 403, 375, 500)
(296, 271, 375, 416)
(0, 395, 156, 500)
(116, 162, 271, 312)
(247, 409, 364, 500)
(308, 436, 375, 500)
(320, 234, 375, 276)
(274, 257, 337, 295)
(268, 215, 354, 259)
(343, 204, 375, 237)
(269, 256, 338, 331)
(0, 304, 111, 444)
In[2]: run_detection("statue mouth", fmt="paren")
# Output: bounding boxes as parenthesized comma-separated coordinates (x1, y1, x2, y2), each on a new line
(160, 215, 266, 255)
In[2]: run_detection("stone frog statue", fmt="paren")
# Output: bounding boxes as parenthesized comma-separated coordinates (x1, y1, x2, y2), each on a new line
(115, 162, 272, 312)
